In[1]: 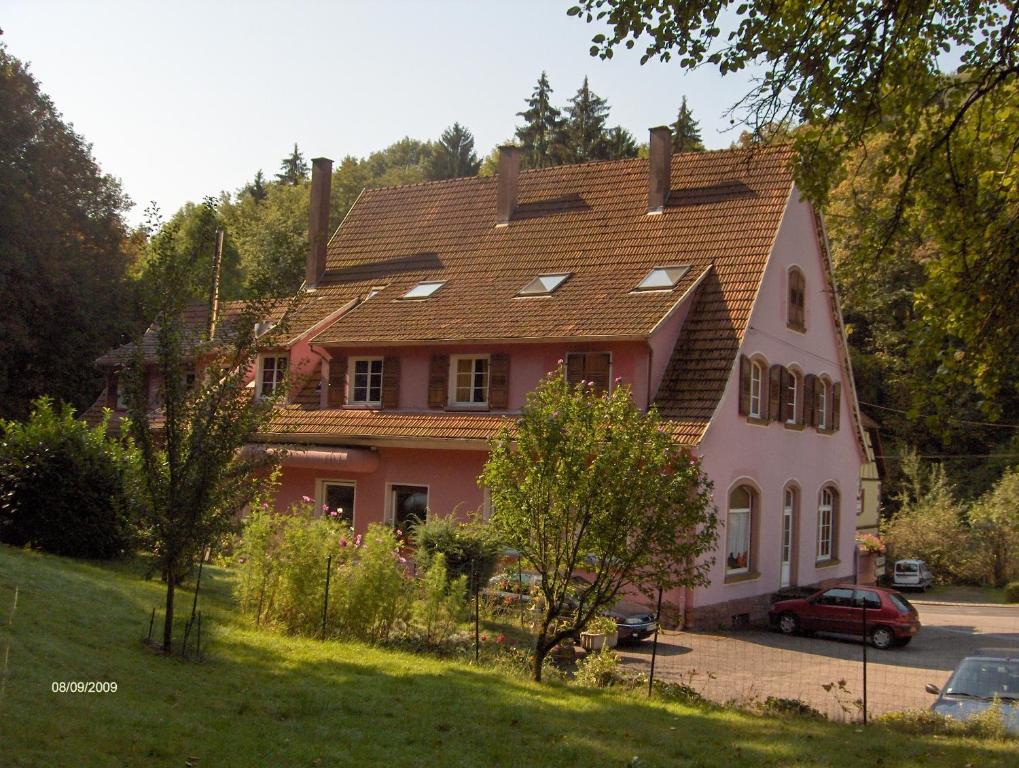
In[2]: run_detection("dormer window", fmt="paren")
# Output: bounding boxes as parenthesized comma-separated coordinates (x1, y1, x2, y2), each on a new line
(401, 281, 444, 299)
(257, 354, 288, 398)
(517, 273, 571, 297)
(634, 265, 690, 291)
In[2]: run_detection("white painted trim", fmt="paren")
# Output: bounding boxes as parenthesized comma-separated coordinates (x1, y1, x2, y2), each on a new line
(347, 356, 384, 406)
(448, 354, 491, 409)
(255, 353, 289, 400)
(315, 478, 357, 529)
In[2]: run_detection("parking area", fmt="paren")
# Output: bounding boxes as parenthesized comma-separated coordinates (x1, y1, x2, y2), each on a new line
(617, 603, 1019, 720)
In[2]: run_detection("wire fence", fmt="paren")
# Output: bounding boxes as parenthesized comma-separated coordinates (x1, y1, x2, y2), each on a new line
(617, 600, 1019, 722)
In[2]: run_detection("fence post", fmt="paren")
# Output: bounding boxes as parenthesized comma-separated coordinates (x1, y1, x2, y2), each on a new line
(648, 587, 664, 698)
(861, 597, 868, 725)
(473, 559, 480, 663)
(322, 555, 332, 640)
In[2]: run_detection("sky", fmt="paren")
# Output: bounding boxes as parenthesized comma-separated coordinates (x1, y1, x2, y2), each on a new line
(3, 0, 762, 226)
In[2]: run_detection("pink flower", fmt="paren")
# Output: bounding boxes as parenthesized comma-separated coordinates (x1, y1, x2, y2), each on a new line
(398, 556, 407, 563)
(329, 510, 338, 518)
(322, 504, 329, 511)
(339, 537, 348, 547)
(396, 529, 403, 538)
(481, 634, 488, 642)
(495, 634, 505, 644)
(614, 376, 623, 384)
(557, 358, 564, 365)
(261, 501, 270, 509)
(354, 534, 362, 547)
(302, 495, 312, 503)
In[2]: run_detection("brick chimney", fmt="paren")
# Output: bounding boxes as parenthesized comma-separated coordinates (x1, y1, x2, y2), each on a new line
(647, 126, 672, 214)
(495, 145, 521, 227)
(306, 156, 333, 287)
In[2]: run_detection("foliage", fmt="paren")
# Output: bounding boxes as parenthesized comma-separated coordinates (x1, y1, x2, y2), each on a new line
(1004, 582, 1019, 604)
(573, 649, 623, 688)
(877, 705, 1013, 741)
(584, 616, 617, 635)
(333, 524, 412, 643)
(125, 199, 296, 651)
(671, 96, 704, 152)
(515, 72, 563, 169)
(482, 364, 717, 681)
(0, 397, 136, 558)
(969, 467, 1019, 587)
(0, 44, 137, 419)
(411, 512, 501, 590)
(558, 76, 611, 163)
(413, 553, 468, 645)
(427, 123, 480, 180)
(757, 696, 825, 721)
(855, 533, 885, 555)
(276, 143, 309, 185)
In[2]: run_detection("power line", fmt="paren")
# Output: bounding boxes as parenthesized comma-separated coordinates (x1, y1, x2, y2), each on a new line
(860, 401, 1019, 431)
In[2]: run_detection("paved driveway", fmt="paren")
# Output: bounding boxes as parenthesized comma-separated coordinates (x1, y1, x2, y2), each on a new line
(617, 603, 1019, 721)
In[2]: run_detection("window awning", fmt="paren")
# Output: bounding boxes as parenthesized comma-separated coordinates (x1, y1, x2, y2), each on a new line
(242, 445, 379, 473)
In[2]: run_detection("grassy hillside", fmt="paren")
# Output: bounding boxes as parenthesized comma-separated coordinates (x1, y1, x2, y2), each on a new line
(0, 544, 1014, 767)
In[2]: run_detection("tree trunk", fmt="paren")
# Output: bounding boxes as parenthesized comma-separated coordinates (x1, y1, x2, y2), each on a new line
(162, 564, 176, 653)
(532, 631, 549, 682)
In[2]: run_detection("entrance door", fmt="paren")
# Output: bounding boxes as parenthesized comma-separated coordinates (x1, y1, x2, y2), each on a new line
(780, 488, 794, 587)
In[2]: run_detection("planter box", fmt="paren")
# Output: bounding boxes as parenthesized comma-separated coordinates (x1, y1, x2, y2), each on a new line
(580, 630, 618, 652)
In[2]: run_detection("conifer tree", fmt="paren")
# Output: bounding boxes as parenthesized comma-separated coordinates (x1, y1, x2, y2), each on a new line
(604, 126, 639, 159)
(515, 71, 562, 169)
(242, 170, 268, 202)
(671, 96, 705, 152)
(558, 77, 611, 163)
(427, 123, 481, 180)
(276, 144, 309, 185)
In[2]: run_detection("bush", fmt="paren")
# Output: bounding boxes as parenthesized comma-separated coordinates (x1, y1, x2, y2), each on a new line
(413, 553, 468, 645)
(878, 705, 1012, 740)
(412, 513, 501, 591)
(758, 696, 825, 720)
(1005, 582, 1019, 603)
(574, 649, 624, 688)
(969, 468, 1019, 587)
(0, 398, 135, 558)
(333, 525, 412, 643)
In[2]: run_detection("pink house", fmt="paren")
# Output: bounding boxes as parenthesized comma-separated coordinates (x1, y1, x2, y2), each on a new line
(92, 129, 869, 628)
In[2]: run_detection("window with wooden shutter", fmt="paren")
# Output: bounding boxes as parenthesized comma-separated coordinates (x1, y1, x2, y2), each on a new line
(565, 352, 611, 395)
(381, 356, 400, 409)
(488, 353, 510, 409)
(788, 268, 805, 331)
(768, 364, 783, 421)
(738, 354, 750, 416)
(327, 356, 347, 408)
(428, 354, 449, 408)
(831, 382, 841, 432)
(803, 374, 816, 428)
(782, 367, 799, 424)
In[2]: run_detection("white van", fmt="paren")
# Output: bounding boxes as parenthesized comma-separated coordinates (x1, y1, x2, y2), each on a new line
(892, 559, 934, 591)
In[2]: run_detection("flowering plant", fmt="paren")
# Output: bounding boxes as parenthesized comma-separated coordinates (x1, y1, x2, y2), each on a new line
(856, 533, 885, 554)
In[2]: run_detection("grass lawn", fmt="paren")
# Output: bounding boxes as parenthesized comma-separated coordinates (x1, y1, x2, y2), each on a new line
(1, 545, 1015, 767)
(924, 585, 1010, 604)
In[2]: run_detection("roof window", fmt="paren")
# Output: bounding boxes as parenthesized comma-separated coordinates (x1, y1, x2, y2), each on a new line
(634, 266, 690, 291)
(517, 273, 571, 297)
(401, 281, 445, 300)
(366, 285, 386, 300)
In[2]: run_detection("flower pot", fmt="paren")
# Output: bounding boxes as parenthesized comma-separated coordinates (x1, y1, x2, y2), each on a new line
(605, 630, 619, 649)
(580, 631, 606, 652)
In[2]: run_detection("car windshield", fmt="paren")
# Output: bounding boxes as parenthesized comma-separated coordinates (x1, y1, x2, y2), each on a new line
(888, 593, 914, 614)
(896, 563, 918, 573)
(945, 659, 1019, 700)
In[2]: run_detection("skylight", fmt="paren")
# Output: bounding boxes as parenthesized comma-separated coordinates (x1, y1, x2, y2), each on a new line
(401, 281, 445, 299)
(517, 273, 571, 297)
(365, 285, 386, 300)
(635, 266, 690, 291)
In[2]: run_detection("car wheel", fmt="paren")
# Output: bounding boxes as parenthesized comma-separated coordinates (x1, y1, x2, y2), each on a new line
(871, 626, 895, 650)
(777, 612, 800, 635)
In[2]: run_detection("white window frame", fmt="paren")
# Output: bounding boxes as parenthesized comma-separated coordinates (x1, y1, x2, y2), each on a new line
(785, 370, 800, 425)
(385, 482, 430, 529)
(256, 354, 289, 399)
(448, 354, 490, 409)
(817, 487, 835, 561)
(347, 356, 384, 407)
(749, 360, 764, 418)
(816, 378, 829, 430)
(781, 487, 795, 586)
(726, 487, 753, 575)
(315, 479, 357, 528)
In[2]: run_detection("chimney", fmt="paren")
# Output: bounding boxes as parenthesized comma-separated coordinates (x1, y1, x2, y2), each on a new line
(495, 145, 521, 226)
(647, 126, 672, 214)
(306, 156, 333, 287)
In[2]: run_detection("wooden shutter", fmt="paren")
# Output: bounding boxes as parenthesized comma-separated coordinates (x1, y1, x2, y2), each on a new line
(327, 356, 347, 407)
(794, 371, 805, 425)
(768, 364, 783, 422)
(789, 269, 805, 329)
(831, 381, 841, 432)
(488, 353, 510, 409)
(586, 353, 611, 394)
(803, 374, 816, 428)
(381, 356, 400, 409)
(107, 372, 118, 408)
(738, 354, 751, 416)
(566, 354, 584, 388)
(428, 354, 449, 408)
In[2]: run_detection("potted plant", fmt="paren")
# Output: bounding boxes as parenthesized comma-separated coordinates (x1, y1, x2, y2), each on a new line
(580, 616, 619, 652)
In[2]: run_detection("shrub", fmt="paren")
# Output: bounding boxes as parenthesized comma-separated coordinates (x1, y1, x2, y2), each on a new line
(0, 398, 136, 558)
(758, 696, 825, 720)
(584, 616, 618, 635)
(412, 552, 468, 645)
(574, 649, 624, 688)
(878, 705, 1012, 740)
(332, 524, 411, 643)
(969, 468, 1019, 587)
(412, 513, 501, 591)
(1005, 582, 1019, 603)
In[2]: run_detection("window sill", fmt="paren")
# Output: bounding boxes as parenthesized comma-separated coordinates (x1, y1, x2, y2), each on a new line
(745, 416, 769, 427)
(783, 421, 805, 431)
(344, 403, 382, 410)
(724, 570, 760, 585)
(786, 322, 806, 334)
(815, 558, 841, 569)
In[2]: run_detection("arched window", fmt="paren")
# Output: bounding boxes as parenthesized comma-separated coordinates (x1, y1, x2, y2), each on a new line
(749, 360, 764, 418)
(788, 267, 805, 330)
(783, 368, 801, 425)
(780, 485, 798, 587)
(817, 486, 839, 562)
(727, 485, 755, 575)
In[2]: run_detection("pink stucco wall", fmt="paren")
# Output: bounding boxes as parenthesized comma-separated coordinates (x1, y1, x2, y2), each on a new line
(692, 187, 863, 612)
(275, 446, 489, 531)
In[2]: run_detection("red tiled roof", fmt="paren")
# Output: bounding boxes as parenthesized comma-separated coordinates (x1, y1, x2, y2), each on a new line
(311, 146, 794, 345)
(267, 407, 515, 443)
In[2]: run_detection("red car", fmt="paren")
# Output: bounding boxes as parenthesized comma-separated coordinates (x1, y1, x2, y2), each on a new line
(769, 585, 921, 649)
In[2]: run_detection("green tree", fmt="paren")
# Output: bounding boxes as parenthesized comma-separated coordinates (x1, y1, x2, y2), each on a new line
(481, 366, 717, 682)
(970, 467, 1019, 587)
(125, 200, 297, 653)
(0, 44, 136, 418)
(558, 76, 611, 163)
(671, 96, 704, 152)
(515, 71, 563, 169)
(241, 170, 268, 203)
(427, 123, 481, 180)
(603, 125, 638, 159)
(276, 143, 309, 185)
